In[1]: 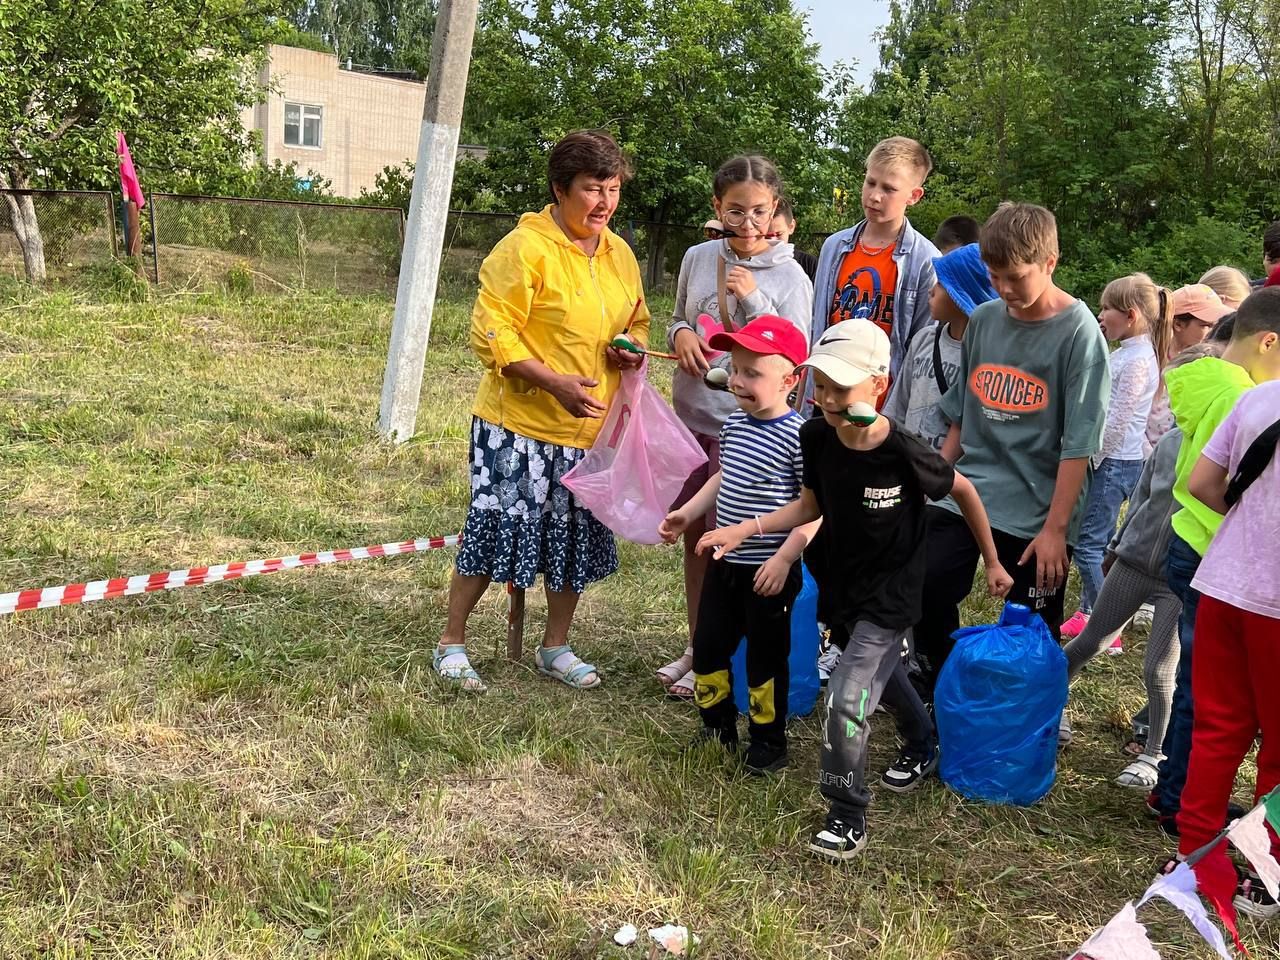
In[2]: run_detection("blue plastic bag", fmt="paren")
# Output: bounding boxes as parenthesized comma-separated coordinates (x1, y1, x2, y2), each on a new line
(730, 564, 821, 719)
(935, 603, 1068, 806)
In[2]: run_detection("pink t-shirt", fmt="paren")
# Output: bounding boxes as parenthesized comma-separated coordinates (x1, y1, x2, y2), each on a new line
(1192, 380, 1280, 619)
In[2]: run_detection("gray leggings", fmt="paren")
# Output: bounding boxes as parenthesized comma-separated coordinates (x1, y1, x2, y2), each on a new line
(1063, 557, 1181, 757)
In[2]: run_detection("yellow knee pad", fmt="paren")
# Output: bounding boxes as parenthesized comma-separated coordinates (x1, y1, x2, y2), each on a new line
(693, 670, 731, 709)
(748, 678, 776, 726)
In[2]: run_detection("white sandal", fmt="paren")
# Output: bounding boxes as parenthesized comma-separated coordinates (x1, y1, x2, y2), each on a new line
(1115, 753, 1161, 790)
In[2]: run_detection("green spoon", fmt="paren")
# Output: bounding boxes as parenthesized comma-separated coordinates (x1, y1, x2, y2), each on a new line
(841, 401, 879, 427)
(610, 335, 679, 360)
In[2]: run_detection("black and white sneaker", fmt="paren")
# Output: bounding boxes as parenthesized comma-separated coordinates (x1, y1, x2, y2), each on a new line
(1235, 869, 1280, 919)
(807, 814, 867, 861)
(880, 746, 939, 793)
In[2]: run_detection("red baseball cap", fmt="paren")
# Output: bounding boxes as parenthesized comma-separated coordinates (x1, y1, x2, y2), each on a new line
(708, 315, 808, 367)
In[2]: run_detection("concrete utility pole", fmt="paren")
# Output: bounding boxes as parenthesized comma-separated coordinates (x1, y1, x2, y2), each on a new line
(378, 0, 480, 442)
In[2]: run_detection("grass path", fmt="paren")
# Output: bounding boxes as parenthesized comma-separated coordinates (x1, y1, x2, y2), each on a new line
(0, 287, 1268, 958)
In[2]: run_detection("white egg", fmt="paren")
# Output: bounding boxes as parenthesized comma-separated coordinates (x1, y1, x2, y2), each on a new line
(705, 367, 729, 386)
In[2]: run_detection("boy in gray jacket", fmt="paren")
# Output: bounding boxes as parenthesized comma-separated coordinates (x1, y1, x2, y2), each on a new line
(803, 137, 939, 414)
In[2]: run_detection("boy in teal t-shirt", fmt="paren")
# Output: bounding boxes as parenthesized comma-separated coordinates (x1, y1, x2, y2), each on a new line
(912, 203, 1111, 698)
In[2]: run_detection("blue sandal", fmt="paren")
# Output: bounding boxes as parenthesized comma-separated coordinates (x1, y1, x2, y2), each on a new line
(433, 644, 486, 692)
(536, 645, 601, 689)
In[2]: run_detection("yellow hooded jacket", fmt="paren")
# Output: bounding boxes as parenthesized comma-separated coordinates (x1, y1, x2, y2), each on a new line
(470, 205, 650, 449)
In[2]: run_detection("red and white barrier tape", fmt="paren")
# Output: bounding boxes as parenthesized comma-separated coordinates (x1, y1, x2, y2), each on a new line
(0, 534, 461, 617)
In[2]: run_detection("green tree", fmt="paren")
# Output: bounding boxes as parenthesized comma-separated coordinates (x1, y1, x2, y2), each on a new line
(839, 0, 1189, 295)
(290, 0, 436, 76)
(462, 0, 836, 286)
(0, 0, 286, 282)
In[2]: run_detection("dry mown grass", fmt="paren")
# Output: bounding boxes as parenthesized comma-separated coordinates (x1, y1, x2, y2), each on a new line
(0, 284, 1270, 959)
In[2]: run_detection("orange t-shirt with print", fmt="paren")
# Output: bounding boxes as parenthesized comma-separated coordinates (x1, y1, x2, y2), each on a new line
(828, 240, 899, 406)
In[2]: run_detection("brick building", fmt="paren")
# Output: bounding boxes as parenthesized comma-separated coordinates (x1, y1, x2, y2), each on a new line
(242, 44, 484, 198)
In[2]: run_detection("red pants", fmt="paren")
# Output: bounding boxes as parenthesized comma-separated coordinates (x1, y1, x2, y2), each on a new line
(1177, 594, 1280, 858)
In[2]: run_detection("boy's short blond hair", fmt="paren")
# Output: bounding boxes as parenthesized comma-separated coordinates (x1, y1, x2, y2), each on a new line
(980, 202, 1059, 268)
(865, 137, 933, 184)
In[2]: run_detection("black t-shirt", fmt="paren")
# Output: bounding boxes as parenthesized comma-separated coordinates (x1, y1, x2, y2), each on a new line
(793, 248, 819, 285)
(800, 418, 955, 630)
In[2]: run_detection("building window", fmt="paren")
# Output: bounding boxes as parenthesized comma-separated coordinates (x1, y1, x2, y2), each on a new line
(283, 102, 323, 148)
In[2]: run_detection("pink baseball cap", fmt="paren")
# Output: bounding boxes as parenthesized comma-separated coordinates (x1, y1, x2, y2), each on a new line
(1170, 284, 1233, 323)
(708, 315, 808, 366)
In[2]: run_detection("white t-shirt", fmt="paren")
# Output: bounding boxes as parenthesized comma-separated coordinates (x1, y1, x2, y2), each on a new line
(1098, 336, 1158, 464)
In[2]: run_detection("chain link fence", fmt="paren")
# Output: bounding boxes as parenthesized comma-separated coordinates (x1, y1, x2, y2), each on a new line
(0, 190, 118, 284)
(0, 189, 405, 296)
(1, 189, 828, 299)
(150, 194, 403, 295)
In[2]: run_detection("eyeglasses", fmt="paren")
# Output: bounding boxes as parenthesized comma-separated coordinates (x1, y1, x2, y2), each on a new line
(721, 208, 775, 228)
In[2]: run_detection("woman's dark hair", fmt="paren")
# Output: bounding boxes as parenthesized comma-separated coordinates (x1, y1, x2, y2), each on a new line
(547, 131, 633, 203)
(712, 155, 783, 201)
(1264, 220, 1280, 263)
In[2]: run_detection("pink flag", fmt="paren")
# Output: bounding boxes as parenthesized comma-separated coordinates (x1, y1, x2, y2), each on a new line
(116, 132, 146, 208)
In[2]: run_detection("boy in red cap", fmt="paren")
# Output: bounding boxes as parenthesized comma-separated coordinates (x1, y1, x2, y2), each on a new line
(659, 315, 817, 775)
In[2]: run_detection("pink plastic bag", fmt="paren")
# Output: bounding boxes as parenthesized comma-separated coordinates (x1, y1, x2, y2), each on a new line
(561, 363, 707, 545)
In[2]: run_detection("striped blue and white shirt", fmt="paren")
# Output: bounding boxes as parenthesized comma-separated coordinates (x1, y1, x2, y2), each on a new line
(715, 408, 805, 564)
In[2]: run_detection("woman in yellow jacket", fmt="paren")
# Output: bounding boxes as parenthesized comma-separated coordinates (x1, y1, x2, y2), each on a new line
(435, 131, 651, 692)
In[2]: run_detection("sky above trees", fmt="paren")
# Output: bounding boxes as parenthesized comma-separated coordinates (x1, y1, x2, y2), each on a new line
(801, 0, 891, 83)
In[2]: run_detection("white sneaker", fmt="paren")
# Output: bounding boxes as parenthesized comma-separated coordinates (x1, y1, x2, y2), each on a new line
(817, 645, 842, 685)
(1058, 714, 1073, 747)
(1133, 603, 1155, 629)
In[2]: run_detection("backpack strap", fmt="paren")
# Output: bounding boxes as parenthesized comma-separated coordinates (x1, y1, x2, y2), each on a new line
(1224, 416, 1280, 507)
(931, 322, 949, 395)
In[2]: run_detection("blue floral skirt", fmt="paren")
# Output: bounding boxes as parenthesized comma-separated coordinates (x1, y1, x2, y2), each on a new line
(455, 418, 618, 594)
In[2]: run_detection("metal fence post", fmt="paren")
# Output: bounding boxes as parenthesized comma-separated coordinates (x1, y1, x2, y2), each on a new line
(148, 193, 160, 284)
(105, 194, 119, 258)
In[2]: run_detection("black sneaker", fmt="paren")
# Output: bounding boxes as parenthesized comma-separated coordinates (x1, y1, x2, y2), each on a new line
(808, 813, 867, 861)
(743, 741, 788, 776)
(688, 725, 738, 752)
(1156, 802, 1249, 837)
(880, 745, 939, 793)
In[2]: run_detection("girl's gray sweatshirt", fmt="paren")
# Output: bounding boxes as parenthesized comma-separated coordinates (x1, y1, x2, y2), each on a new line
(666, 239, 813, 438)
(1110, 427, 1181, 577)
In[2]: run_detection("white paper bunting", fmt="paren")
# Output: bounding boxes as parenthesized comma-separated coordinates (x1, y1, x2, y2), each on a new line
(1228, 804, 1280, 900)
(1137, 862, 1232, 960)
(1074, 903, 1161, 960)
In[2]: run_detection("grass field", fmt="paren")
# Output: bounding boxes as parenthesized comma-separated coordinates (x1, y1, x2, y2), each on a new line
(0, 280, 1271, 959)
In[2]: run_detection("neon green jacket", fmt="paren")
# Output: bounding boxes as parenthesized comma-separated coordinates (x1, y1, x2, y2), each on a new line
(1167, 356, 1255, 556)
